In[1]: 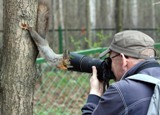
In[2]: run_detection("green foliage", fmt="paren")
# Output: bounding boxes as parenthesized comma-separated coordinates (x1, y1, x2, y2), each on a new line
(69, 31, 111, 50)
(85, 31, 111, 48)
(70, 36, 82, 50)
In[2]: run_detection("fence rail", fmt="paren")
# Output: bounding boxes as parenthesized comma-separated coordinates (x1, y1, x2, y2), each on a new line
(36, 43, 160, 64)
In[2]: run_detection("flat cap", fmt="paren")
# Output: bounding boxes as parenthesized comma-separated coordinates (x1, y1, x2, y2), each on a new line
(99, 30, 155, 59)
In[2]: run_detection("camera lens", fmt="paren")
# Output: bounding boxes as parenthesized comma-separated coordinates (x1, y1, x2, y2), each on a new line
(68, 52, 115, 81)
(69, 52, 103, 73)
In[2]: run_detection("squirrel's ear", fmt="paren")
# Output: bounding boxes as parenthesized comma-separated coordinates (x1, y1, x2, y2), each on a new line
(63, 50, 70, 59)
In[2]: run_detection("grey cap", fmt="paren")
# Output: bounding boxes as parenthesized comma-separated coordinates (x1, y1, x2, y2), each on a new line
(99, 30, 155, 59)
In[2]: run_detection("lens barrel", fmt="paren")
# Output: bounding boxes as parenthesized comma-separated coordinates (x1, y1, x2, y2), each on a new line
(68, 52, 103, 72)
(68, 53, 107, 80)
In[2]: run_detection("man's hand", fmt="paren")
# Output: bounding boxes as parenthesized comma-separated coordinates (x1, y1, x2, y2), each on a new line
(89, 66, 104, 97)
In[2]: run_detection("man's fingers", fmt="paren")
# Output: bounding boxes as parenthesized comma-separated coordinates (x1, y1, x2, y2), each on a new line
(92, 66, 97, 77)
(90, 66, 103, 96)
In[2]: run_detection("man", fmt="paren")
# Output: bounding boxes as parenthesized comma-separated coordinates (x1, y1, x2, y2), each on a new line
(81, 30, 160, 115)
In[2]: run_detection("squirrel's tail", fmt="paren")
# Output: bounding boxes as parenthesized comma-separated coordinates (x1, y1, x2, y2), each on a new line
(37, 0, 49, 38)
(35, 0, 71, 70)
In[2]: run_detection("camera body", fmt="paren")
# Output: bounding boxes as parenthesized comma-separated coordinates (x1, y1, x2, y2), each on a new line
(68, 53, 115, 82)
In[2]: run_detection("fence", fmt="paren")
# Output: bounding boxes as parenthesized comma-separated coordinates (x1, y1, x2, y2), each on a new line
(33, 44, 160, 115)
(33, 68, 89, 115)
(33, 48, 105, 115)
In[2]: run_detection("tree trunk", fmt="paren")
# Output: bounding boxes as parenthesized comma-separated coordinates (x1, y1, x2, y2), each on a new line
(86, 0, 91, 48)
(115, 0, 123, 32)
(0, 0, 38, 114)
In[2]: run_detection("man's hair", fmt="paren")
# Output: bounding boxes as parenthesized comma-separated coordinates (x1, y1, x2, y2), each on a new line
(140, 49, 155, 58)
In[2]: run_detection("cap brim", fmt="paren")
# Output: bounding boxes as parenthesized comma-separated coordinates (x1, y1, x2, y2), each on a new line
(99, 49, 110, 58)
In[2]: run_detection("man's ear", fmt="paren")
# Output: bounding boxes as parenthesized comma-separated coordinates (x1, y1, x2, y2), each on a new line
(120, 53, 128, 71)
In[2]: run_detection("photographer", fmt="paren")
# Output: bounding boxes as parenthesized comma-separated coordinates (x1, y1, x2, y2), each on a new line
(81, 30, 160, 115)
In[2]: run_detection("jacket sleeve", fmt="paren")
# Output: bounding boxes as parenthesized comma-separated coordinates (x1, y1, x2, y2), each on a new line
(81, 84, 125, 115)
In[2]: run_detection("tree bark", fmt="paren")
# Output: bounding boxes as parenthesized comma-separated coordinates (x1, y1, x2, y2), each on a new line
(87, 0, 91, 39)
(0, 0, 38, 114)
(86, 0, 91, 48)
(115, 0, 123, 32)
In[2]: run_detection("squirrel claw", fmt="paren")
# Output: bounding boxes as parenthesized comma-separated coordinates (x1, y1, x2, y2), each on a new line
(57, 58, 71, 70)
(57, 64, 68, 70)
(20, 23, 29, 30)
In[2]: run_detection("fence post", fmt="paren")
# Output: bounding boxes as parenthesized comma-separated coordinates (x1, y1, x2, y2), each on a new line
(58, 25, 63, 54)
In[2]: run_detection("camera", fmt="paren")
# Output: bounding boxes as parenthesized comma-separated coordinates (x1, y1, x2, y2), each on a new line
(68, 52, 115, 82)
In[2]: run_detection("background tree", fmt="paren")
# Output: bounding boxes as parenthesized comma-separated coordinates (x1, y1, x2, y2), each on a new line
(0, 0, 38, 114)
(115, 0, 123, 32)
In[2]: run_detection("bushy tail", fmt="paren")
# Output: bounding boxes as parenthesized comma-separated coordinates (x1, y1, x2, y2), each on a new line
(35, 1, 71, 69)
(36, 0, 49, 38)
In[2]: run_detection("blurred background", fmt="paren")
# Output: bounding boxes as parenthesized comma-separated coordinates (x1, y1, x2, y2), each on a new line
(1, 0, 160, 52)
(0, 0, 160, 114)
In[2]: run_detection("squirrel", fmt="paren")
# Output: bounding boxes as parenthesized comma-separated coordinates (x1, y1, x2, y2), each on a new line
(21, 0, 70, 70)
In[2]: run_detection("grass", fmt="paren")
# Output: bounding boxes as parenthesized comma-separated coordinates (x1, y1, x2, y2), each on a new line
(33, 67, 90, 115)
(34, 107, 71, 115)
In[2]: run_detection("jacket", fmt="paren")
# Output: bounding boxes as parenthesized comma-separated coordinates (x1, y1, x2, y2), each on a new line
(81, 60, 160, 115)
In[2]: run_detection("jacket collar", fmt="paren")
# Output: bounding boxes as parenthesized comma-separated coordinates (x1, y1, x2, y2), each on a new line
(121, 59, 160, 79)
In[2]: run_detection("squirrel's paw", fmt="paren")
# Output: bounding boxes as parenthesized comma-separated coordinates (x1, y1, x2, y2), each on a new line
(57, 50, 72, 70)
(20, 23, 32, 30)
(20, 23, 29, 30)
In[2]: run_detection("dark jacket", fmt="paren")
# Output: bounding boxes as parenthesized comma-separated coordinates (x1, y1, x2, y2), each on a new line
(81, 60, 160, 115)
